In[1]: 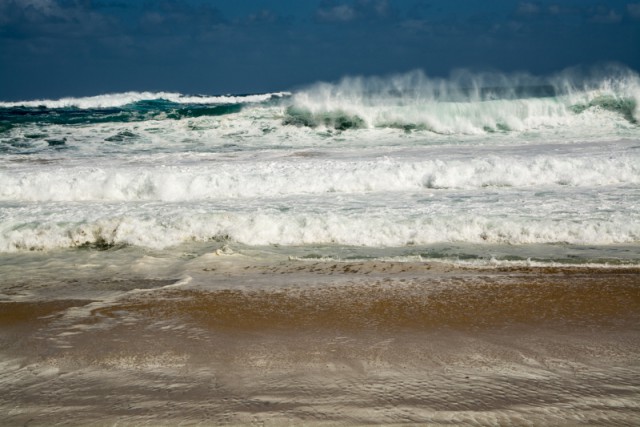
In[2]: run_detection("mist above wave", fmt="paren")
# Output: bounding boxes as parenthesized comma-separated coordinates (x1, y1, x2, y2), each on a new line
(286, 66, 640, 132)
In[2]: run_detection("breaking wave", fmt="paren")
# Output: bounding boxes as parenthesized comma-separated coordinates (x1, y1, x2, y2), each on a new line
(2, 207, 639, 252)
(0, 92, 290, 127)
(0, 66, 638, 135)
(0, 91, 290, 109)
(285, 67, 640, 133)
(1, 154, 639, 202)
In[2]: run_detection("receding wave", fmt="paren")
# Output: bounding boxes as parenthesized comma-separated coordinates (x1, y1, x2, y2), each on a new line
(91, 274, 640, 331)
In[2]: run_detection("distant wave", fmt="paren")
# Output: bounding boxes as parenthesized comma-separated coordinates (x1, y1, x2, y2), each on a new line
(0, 91, 290, 109)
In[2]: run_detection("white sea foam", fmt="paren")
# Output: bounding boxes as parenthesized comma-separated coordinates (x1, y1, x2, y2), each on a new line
(1, 204, 638, 252)
(433, 258, 640, 269)
(0, 91, 290, 109)
(1, 152, 638, 202)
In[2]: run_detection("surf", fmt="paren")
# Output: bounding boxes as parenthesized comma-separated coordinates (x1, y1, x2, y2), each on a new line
(285, 67, 640, 133)
(0, 66, 639, 261)
(1, 66, 638, 139)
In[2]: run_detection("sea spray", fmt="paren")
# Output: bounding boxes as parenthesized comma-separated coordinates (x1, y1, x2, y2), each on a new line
(286, 67, 640, 132)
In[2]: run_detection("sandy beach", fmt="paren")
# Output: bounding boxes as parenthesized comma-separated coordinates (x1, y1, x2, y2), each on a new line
(1, 258, 639, 426)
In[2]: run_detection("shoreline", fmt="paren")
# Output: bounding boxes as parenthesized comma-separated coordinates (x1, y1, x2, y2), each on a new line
(1, 261, 639, 425)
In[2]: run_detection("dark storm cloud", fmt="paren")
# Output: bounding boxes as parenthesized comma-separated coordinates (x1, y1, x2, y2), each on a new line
(137, 0, 226, 34)
(0, 0, 638, 100)
(516, 2, 541, 16)
(630, 3, 640, 19)
(315, 0, 394, 23)
(589, 5, 623, 24)
(243, 9, 282, 25)
(0, 0, 116, 38)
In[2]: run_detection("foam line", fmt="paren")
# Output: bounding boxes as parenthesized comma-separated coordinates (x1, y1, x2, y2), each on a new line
(0, 92, 290, 109)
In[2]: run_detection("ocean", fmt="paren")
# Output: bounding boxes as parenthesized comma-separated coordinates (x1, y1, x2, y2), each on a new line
(1, 68, 639, 425)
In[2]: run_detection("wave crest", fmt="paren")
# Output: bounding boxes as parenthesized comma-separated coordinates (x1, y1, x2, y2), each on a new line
(0, 91, 290, 109)
(285, 67, 640, 132)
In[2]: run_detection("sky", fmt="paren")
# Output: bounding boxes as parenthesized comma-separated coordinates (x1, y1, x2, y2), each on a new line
(0, 0, 639, 100)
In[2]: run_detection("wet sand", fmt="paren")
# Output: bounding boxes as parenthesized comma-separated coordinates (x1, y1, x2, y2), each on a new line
(1, 260, 639, 425)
